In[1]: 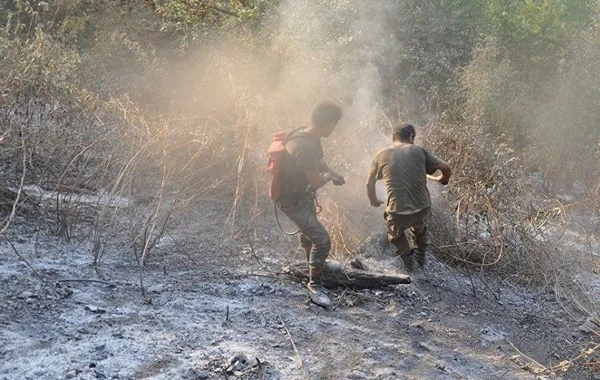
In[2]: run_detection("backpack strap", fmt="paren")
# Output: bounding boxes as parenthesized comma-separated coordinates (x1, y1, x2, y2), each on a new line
(282, 126, 307, 144)
(283, 127, 318, 151)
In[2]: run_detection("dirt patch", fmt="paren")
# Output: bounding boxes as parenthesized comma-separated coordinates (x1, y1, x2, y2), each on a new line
(0, 201, 598, 380)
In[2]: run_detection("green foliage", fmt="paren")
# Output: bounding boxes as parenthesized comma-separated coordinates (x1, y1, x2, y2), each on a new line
(477, 0, 594, 88)
(531, 19, 600, 189)
(446, 0, 599, 188)
(152, 0, 279, 46)
(459, 38, 532, 141)
(393, 0, 484, 112)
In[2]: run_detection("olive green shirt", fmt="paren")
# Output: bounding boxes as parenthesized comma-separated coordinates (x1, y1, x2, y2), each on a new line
(279, 130, 322, 193)
(368, 143, 443, 214)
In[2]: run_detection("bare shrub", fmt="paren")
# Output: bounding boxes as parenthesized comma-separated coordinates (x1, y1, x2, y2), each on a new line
(423, 121, 564, 284)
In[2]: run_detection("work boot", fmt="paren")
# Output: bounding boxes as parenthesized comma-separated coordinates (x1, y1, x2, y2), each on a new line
(401, 249, 416, 273)
(306, 282, 332, 308)
(413, 226, 429, 269)
(324, 260, 342, 272)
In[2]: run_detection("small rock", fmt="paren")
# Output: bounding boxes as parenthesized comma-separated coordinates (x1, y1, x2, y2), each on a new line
(410, 320, 425, 329)
(147, 284, 166, 294)
(85, 305, 107, 314)
(417, 341, 433, 351)
(59, 287, 74, 298)
(18, 291, 34, 299)
(225, 353, 250, 374)
(350, 258, 366, 270)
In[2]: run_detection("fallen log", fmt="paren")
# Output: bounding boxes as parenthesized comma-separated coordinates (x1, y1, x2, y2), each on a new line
(282, 262, 411, 289)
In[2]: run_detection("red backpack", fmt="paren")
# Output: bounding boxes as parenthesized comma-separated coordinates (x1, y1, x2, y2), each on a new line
(266, 128, 305, 200)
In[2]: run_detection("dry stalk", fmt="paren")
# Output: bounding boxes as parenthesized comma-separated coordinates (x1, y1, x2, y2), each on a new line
(0, 122, 27, 235)
(543, 344, 600, 375)
(277, 311, 309, 380)
(507, 339, 547, 373)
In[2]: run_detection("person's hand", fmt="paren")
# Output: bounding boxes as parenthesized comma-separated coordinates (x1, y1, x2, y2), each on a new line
(323, 172, 334, 182)
(332, 174, 345, 186)
(426, 173, 449, 185)
(370, 198, 383, 207)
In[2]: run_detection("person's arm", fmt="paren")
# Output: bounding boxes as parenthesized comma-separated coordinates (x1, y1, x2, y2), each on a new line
(305, 168, 333, 189)
(424, 149, 452, 185)
(319, 161, 345, 185)
(427, 161, 452, 185)
(291, 139, 335, 189)
(366, 160, 383, 207)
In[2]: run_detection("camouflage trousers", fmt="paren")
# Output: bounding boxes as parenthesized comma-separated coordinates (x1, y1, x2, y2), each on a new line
(384, 208, 431, 257)
(279, 193, 331, 286)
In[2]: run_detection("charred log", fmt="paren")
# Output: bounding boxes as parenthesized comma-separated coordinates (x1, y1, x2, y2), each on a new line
(283, 262, 411, 289)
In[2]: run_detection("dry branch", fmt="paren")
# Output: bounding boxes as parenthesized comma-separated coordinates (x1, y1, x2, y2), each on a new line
(0, 123, 27, 234)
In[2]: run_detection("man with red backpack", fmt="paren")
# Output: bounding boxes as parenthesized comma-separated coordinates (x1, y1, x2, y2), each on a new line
(274, 100, 345, 308)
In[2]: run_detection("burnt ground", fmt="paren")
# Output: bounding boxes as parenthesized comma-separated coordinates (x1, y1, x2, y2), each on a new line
(1, 198, 600, 380)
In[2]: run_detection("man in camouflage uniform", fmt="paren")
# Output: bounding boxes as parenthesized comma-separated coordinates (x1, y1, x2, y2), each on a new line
(278, 100, 344, 308)
(366, 123, 451, 273)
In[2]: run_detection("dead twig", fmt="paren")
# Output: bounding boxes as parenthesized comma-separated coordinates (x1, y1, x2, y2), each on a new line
(507, 339, 547, 373)
(543, 343, 600, 374)
(210, 5, 238, 17)
(2, 234, 61, 296)
(246, 236, 269, 271)
(277, 312, 308, 380)
(0, 123, 27, 235)
(165, 231, 199, 266)
(224, 273, 279, 279)
(56, 279, 115, 286)
(466, 266, 477, 299)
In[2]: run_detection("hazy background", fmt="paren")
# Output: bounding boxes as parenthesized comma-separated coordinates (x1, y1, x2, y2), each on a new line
(1, 0, 599, 276)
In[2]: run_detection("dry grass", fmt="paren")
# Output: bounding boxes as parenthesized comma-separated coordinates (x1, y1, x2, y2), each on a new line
(422, 121, 600, 285)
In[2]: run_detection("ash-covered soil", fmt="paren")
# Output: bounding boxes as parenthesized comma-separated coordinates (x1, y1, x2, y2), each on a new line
(1, 200, 598, 380)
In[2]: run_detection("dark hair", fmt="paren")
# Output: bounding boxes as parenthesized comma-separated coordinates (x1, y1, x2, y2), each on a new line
(393, 123, 415, 142)
(311, 100, 342, 129)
